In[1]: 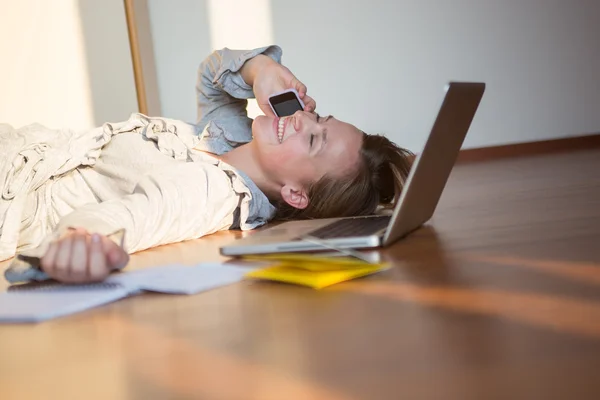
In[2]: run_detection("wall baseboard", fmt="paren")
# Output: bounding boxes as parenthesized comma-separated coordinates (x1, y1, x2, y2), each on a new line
(456, 133, 600, 163)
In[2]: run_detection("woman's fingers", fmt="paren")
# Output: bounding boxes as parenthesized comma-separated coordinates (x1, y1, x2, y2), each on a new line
(39, 229, 120, 283)
(53, 233, 74, 280)
(292, 77, 308, 98)
(40, 240, 59, 276)
(68, 231, 89, 281)
(303, 94, 316, 113)
(88, 233, 109, 281)
(102, 236, 129, 270)
(289, 77, 316, 112)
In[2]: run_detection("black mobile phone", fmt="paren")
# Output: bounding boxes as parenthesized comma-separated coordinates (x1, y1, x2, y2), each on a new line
(268, 89, 305, 117)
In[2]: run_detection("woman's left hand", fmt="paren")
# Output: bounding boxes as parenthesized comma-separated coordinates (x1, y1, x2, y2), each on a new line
(40, 228, 129, 283)
(243, 55, 316, 117)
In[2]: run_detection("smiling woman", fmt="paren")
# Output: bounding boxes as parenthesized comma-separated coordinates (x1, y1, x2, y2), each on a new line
(215, 50, 413, 220)
(224, 111, 365, 211)
(2, 45, 412, 284)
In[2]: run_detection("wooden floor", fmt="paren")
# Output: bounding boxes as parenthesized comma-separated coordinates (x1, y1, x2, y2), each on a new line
(1, 148, 599, 400)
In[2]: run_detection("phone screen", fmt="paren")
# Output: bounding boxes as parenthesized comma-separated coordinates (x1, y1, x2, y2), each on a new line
(270, 92, 303, 116)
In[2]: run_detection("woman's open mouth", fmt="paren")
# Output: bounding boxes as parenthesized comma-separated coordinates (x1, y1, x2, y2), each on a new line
(276, 117, 289, 143)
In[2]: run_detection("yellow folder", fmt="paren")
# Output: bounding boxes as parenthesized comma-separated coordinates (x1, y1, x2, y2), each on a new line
(243, 253, 388, 289)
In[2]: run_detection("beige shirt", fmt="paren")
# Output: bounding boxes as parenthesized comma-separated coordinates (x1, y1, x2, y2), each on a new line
(2, 46, 282, 283)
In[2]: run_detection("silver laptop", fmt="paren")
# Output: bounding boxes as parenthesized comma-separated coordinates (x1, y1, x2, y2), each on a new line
(220, 82, 485, 256)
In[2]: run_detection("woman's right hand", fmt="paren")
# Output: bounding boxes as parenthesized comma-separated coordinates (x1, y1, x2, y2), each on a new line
(241, 54, 317, 117)
(40, 228, 129, 283)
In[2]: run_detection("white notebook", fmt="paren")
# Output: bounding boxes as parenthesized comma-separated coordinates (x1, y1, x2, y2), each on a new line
(0, 263, 250, 323)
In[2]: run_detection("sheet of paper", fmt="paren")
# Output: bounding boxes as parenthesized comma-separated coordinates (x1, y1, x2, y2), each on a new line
(0, 285, 129, 323)
(106, 263, 251, 294)
(0, 263, 253, 323)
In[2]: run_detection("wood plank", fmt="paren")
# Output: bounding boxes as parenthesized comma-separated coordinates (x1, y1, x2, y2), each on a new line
(1, 149, 599, 399)
(457, 133, 600, 163)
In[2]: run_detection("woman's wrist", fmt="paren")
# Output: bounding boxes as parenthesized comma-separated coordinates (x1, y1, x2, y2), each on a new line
(240, 54, 277, 87)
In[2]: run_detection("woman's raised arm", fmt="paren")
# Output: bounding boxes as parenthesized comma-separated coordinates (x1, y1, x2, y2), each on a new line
(195, 46, 282, 129)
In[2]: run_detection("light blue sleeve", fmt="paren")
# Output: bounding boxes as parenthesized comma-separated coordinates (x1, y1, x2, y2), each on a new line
(195, 46, 282, 132)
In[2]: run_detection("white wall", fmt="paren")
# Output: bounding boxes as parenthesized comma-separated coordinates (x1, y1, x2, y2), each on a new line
(146, 0, 212, 123)
(146, 0, 273, 122)
(147, 0, 600, 152)
(0, 0, 137, 130)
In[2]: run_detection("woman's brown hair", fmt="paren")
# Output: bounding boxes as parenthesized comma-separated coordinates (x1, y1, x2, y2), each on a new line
(274, 133, 414, 220)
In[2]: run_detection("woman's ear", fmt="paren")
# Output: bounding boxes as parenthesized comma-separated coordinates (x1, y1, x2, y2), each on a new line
(280, 184, 309, 210)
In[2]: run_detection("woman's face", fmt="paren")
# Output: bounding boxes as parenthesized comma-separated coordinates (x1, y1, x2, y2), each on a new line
(251, 111, 363, 191)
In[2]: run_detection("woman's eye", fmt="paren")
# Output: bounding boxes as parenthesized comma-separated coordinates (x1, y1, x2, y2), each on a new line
(309, 134, 315, 147)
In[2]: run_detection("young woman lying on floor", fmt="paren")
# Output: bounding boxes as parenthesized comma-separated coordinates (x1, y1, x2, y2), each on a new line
(1, 46, 412, 284)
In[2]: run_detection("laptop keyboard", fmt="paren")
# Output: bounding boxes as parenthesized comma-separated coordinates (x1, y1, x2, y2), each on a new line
(305, 216, 391, 239)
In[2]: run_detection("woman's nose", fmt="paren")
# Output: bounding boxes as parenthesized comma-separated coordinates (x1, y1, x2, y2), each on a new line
(293, 111, 315, 134)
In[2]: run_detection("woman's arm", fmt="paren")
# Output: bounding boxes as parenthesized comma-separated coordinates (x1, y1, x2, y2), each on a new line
(39, 162, 241, 282)
(196, 46, 316, 129)
(195, 46, 283, 130)
(241, 54, 316, 117)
